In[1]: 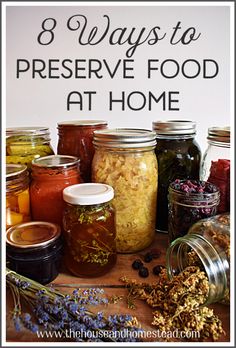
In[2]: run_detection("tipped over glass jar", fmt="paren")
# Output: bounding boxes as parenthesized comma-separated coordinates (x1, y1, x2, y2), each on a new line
(166, 214, 230, 305)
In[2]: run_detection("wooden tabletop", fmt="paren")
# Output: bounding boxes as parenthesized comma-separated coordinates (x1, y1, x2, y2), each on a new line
(6, 233, 230, 343)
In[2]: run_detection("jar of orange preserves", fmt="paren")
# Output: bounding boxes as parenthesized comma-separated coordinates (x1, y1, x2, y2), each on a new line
(30, 155, 81, 227)
(57, 120, 108, 182)
(6, 164, 31, 229)
(63, 183, 117, 277)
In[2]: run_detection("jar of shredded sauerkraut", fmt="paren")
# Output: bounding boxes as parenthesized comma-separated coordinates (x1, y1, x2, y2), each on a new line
(92, 128, 158, 253)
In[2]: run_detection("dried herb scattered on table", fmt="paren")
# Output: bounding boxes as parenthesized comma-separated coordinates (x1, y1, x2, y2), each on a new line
(121, 266, 225, 341)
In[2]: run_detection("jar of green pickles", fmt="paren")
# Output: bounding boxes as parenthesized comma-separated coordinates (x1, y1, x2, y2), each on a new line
(6, 127, 54, 169)
(152, 120, 201, 233)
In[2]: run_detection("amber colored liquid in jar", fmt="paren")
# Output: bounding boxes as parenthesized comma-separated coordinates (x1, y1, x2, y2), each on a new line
(63, 203, 117, 277)
(30, 166, 81, 227)
(57, 122, 107, 182)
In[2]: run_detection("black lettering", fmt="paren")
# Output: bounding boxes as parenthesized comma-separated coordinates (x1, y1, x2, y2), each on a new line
(89, 60, 103, 79)
(48, 59, 60, 78)
(83, 91, 96, 110)
(75, 59, 86, 78)
(109, 91, 125, 110)
(127, 91, 146, 111)
(67, 91, 83, 111)
(16, 59, 30, 78)
(61, 59, 73, 79)
(148, 59, 159, 78)
(203, 59, 219, 78)
(182, 59, 201, 78)
(168, 91, 180, 111)
(149, 91, 166, 110)
(161, 60, 179, 78)
(32, 59, 46, 78)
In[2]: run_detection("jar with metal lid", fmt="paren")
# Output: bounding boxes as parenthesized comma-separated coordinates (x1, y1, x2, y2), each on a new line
(168, 179, 220, 242)
(6, 221, 63, 284)
(6, 164, 31, 229)
(92, 128, 158, 253)
(200, 127, 230, 213)
(57, 120, 108, 182)
(152, 120, 201, 233)
(166, 214, 230, 305)
(6, 127, 54, 169)
(30, 155, 81, 227)
(63, 183, 117, 277)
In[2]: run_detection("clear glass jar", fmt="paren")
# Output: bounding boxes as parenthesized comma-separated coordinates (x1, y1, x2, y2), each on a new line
(30, 155, 81, 227)
(6, 127, 54, 169)
(57, 120, 108, 182)
(92, 128, 158, 253)
(63, 183, 117, 277)
(6, 221, 62, 284)
(168, 179, 220, 242)
(166, 214, 230, 305)
(200, 127, 230, 214)
(6, 164, 31, 229)
(152, 120, 201, 233)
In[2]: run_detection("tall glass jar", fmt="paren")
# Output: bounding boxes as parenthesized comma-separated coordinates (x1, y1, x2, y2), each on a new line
(166, 214, 230, 305)
(30, 155, 81, 227)
(200, 127, 230, 213)
(6, 164, 31, 229)
(57, 120, 108, 182)
(152, 120, 201, 233)
(6, 127, 54, 169)
(63, 183, 117, 277)
(92, 128, 158, 253)
(168, 179, 220, 242)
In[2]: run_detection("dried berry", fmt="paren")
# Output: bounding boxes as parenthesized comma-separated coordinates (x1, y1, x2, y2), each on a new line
(150, 248, 161, 259)
(144, 252, 153, 263)
(152, 265, 165, 275)
(132, 259, 143, 270)
(138, 267, 149, 278)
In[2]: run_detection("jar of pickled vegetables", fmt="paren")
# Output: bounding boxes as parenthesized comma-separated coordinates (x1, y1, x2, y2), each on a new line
(168, 179, 220, 242)
(63, 183, 117, 277)
(6, 164, 31, 229)
(30, 155, 81, 227)
(57, 120, 108, 182)
(92, 128, 158, 253)
(152, 120, 201, 233)
(200, 127, 230, 214)
(6, 127, 54, 169)
(166, 214, 230, 305)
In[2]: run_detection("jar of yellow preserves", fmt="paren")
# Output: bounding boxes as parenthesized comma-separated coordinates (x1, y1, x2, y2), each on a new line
(6, 164, 31, 229)
(6, 127, 54, 169)
(92, 128, 158, 253)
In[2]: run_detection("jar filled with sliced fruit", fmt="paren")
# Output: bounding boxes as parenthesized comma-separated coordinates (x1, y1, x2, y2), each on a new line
(6, 164, 31, 229)
(6, 127, 54, 170)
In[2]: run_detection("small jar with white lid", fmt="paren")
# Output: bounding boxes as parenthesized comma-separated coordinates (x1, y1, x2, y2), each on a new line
(63, 183, 117, 277)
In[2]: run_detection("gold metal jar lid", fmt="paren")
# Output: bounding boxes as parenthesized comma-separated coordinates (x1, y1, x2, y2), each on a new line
(152, 120, 196, 135)
(32, 155, 79, 168)
(207, 127, 230, 144)
(6, 164, 27, 179)
(6, 221, 61, 249)
(93, 128, 157, 148)
(58, 120, 108, 127)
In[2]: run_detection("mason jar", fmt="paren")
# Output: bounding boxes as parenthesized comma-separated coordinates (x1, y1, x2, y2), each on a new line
(152, 120, 201, 233)
(63, 183, 117, 277)
(166, 214, 230, 305)
(30, 155, 81, 227)
(168, 179, 220, 242)
(200, 127, 230, 213)
(92, 128, 158, 253)
(6, 164, 31, 229)
(57, 120, 108, 182)
(6, 127, 54, 169)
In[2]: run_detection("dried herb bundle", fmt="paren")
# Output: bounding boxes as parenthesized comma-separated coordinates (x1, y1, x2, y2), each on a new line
(121, 266, 225, 341)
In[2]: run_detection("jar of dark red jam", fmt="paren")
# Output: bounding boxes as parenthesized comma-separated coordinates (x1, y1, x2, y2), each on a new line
(63, 183, 117, 277)
(57, 120, 108, 182)
(6, 221, 63, 284)
(30, 155, 81, 227)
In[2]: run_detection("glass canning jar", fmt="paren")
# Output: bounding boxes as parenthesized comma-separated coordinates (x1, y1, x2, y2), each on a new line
(168, 179, 220, 242)
(6, 221, 63, 284)
(152, 120, 201, 233)
(92, 128, 158, 253)
(57, 120, 108, 182)
(6, 127, 54, 169)
(30, 155, 81, 227)
(63, 183, 117, 277)
(166, 214, 230, 305)
(200, 127, 230, 214)
(6, 164, 31, 229)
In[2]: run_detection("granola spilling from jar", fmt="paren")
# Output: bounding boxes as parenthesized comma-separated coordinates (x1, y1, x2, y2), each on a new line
(121, 266, 225, 342)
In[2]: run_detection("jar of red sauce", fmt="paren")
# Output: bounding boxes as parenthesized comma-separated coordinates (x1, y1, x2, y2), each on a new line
(30, 155, 81, 227)
(57, 120, 108, 182)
